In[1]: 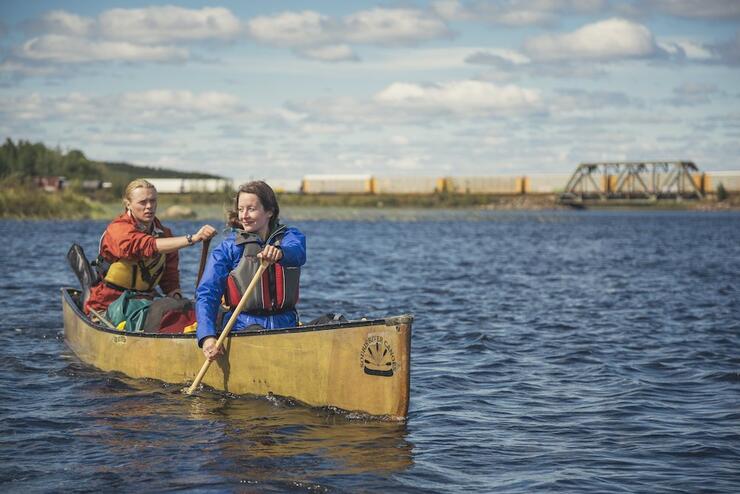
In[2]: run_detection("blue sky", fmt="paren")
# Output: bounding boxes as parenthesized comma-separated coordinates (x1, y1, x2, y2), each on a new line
(1, 1, 739, 181)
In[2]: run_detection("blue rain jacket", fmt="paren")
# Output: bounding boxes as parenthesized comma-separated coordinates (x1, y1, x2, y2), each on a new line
(195, 226, 306, 347)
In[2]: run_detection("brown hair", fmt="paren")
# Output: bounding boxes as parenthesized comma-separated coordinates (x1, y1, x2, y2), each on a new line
(229, 180, 280, 231)
(122, 178, 156, 210)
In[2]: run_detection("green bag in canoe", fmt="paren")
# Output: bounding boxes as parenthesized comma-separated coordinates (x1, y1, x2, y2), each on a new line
(105, 290, 152, 332)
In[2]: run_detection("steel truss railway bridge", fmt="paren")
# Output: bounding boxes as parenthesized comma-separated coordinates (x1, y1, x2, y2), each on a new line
(559, 161, 705, 205)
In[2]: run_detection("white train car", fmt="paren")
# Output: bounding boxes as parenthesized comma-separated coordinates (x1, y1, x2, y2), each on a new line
(373, 176, 442, 194)
(182, 178, 233, 193)
(524, 174, 571, 194)
(266, 179, 302, 194)
(302, 174, 373, 194)
(446, 176, 524, 194)
(232, 178, 302, 193)
(707, 171, 740, 192)
(143, 178, 233, 194)
(143, 178, 186, 194)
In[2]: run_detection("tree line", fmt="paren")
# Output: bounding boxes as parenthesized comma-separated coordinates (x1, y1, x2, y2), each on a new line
(0, 138, 221, 186)
(0, 138, 101, 180)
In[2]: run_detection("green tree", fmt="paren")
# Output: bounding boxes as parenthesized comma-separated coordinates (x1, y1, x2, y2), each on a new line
(717, 183, 728, 202)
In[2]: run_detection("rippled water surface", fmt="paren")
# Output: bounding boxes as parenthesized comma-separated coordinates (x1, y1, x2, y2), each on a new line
(1, 210, 739, 493)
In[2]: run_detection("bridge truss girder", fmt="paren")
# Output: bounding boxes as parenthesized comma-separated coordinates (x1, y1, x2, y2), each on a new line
(560, 161, 704, 203)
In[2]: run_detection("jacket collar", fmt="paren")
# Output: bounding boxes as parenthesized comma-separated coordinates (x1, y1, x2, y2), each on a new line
(234, 224, 286, 246)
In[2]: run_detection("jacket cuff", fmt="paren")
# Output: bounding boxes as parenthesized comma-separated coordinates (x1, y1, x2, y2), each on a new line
(197, 332, 216, 348)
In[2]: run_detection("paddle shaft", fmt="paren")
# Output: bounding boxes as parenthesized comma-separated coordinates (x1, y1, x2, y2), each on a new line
(186, 259, 269, 394)
(195, 238, 211, 290)
(89, 308, 117, 330)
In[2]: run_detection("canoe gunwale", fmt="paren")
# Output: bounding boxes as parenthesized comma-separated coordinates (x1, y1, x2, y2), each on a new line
(61, 287, 413, 339)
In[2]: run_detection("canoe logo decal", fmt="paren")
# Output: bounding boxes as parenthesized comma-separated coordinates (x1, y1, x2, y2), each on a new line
(360, 335, 398, 377)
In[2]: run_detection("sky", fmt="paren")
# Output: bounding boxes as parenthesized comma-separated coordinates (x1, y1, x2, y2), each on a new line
(1, 1, 739, 181)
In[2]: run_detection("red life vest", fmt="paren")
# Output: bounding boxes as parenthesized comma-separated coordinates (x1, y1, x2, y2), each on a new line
(224, 226, 300, 313)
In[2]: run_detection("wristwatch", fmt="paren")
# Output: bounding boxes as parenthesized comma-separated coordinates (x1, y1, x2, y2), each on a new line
(186, 233, 194, 245)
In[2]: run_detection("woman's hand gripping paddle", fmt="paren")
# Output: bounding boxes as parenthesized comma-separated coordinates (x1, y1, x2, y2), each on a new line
(185, 259, 269, 395)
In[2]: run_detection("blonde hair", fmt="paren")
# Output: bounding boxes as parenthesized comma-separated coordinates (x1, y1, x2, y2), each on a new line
(122, 178, 156, 210)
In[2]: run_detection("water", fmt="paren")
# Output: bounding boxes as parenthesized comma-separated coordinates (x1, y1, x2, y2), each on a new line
(1, 210, 738, 493)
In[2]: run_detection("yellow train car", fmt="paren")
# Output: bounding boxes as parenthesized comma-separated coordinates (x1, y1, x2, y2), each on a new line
(372, 176, 442, 194)
(446, 176, 524, 194)
(301, 175, 374, 194)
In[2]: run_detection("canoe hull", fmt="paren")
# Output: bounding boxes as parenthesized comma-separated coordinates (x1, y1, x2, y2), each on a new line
(62, 288, 411, 419)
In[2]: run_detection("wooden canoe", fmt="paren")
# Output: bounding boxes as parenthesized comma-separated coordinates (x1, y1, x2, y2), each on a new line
(61, 288, 412, 419)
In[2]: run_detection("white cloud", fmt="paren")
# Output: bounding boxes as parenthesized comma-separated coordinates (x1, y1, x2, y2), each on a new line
(465, 49, 614, 79)
(494, 9, 558, 27)
(86, 131, 161, 147)
(343, 8, 450, 44)
(118, 90, 243, 116)
(552, 88, 642, 113)
(98, 6, 242, 43)
(658, 38, 714, 60)
(367, 47, 514, 71)
(432, 0, 607, 26)
(1, 93, 46, 120)
(298, 44, 358, 62)
(40, 10, 93, 36)
(51, 92, 99, 116)
(432, 0, 553, 25)
(524, 18, 658, 61)
(431, 0, 467, 21)
(387, 155, 426, 171)
(285, 83, 543, 129)
(1, 90, 244, 125)
(247, 7, 451, 57)
(20, 35, 188, 63)
(375, 80, 541, 114)
(0, 60, 57, 77)
(667, 82, 719, 106)
(299, 122, 347, 135)
(15, 7, 240, 65)
(647, 0, 740, 19)
(285, 96, 376, 125)
(270, 108, 309, 125)
(465, 49, 531, 66)
(483, 133, 507, 146)
(675, 82, 718, 95)
(247, 11, 335, 47)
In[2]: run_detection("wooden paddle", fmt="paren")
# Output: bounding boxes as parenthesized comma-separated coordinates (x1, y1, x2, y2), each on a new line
(89, 308, 117, 330)
(185, 259, 269, 395)
(195, 237, 211, 289)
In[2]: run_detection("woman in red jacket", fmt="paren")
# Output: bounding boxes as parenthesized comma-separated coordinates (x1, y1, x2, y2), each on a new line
(84, 179, 217, 315)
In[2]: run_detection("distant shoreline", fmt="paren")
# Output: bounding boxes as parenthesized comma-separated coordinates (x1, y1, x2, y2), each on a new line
(1, 188, 738, 220)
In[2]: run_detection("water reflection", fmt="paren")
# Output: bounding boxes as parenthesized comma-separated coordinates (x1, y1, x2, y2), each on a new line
(81, 377, 413, 487)
(187, 393, 414, 478)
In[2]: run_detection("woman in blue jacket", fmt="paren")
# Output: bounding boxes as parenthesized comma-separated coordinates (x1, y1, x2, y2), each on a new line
(195, 180, 306, 361)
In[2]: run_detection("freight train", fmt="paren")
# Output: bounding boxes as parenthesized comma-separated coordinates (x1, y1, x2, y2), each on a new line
(298, 172, 739, 195)
(144, 171, 740, 196)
